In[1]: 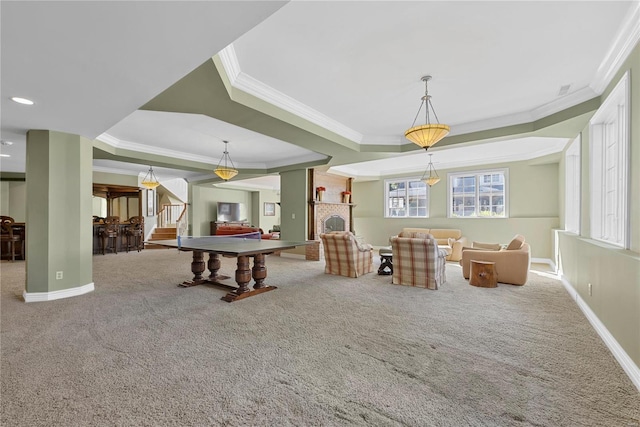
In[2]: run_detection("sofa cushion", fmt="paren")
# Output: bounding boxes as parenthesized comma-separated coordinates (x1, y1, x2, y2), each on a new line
(399, 231, 433, 240)
(429, 229, 462, 240)
(506, 234, 526, 250)
(472, 241, 502, 251)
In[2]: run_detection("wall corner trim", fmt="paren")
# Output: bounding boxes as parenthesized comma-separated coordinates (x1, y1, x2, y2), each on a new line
(23, 282, 95, 303)
(559, 275, 640, 392)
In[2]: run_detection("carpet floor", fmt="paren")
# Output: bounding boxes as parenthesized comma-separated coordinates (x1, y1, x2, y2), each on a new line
(1, 250, 638, 426)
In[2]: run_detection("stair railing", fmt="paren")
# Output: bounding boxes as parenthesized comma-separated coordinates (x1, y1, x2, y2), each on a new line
(175, 203, 189, 237)
(157, 204, 184, 228)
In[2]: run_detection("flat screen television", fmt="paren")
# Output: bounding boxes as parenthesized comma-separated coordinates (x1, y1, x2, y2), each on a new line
(216, 202, 247, 222)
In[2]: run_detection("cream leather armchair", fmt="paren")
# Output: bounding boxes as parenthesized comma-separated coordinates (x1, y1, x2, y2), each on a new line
(460, 235, 531, 286)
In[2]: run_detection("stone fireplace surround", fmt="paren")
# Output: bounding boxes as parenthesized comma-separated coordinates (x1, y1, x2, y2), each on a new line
(305, 170, 353, 261)
(314, 202, 350, 239)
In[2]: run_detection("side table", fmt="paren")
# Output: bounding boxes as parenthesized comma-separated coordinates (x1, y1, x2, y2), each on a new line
(469, 260, 497, 288)
(378, 247, 393, 275)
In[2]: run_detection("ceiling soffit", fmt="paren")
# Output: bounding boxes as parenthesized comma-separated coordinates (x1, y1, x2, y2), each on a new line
(217, 1, 639, 147)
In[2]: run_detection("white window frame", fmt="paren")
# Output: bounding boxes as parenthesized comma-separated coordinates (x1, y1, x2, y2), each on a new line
(565, 135, 581, 234)
(447, 168, 509, 218)
(589, 71, 630, 248)
(384, 177, 430, 218)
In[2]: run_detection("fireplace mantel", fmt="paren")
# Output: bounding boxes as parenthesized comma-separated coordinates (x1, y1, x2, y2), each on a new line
(309, 201, 356, 207)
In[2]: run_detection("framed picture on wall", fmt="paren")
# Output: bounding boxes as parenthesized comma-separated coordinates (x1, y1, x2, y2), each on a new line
(264, 202, 275, 216)
(147, 189, 155, 217)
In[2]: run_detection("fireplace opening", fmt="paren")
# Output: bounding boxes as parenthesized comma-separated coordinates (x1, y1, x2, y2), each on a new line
(323, 215, 346, 233)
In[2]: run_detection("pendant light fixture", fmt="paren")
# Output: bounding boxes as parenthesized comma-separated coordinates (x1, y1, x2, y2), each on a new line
(141, 166, 160, 189)
(421, 154, 440, 187)
(214, 140, 238, 181)
(405, 75, 450, 150)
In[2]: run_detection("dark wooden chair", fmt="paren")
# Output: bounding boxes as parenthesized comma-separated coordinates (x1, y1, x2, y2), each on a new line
(124, 216, 144, 252)
(1, 216, 24, 262)
(99, 216, 120, 255)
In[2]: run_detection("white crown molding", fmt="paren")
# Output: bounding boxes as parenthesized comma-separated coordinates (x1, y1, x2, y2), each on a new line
(98, 133, 219, 164)
(448, 86, 597, 138)
(23, 282, 94, 303)
(591, 1, 640, 94)
(331, 140, 566, 179)
(98, 132, 326, 170)
(530, 86, 598, 120)
(217, 43, 242, 82)
(218, 45, 364, 144)
(222, 13, 638, 148)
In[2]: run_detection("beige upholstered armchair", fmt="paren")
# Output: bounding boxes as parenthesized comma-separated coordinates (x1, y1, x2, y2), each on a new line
(390, 231, 447, 290)
(460, 234, 531, 286)
(320, 231, 373, 278)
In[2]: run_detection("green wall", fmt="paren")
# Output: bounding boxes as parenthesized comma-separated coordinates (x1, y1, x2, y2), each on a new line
(353, 158, 560, 259)
(279, 169, 308, 241)
(251, 189, 281, 233)
(0, 181, 27, 222)
(190, 185, 253, 236)
(93, 171, 138, 187)
(556, 41, 640, 370)
(26, 130, 93, 294)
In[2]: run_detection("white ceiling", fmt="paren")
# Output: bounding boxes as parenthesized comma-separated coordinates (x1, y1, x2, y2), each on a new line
(1, 1, 638, 186)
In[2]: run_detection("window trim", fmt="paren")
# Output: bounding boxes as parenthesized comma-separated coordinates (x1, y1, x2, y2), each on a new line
(564, 135, 581, 234)
(383, 177, 430, 218)
(589, 71, 630, 248)
(447, 168, 509, 219)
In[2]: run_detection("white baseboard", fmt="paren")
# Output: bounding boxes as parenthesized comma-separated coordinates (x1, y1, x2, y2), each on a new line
(23, 282, 95, 303)
(531, 257, 556, 271)
(560, 275, 640, 392)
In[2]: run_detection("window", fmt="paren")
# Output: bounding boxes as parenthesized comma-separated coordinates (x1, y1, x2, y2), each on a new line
(565, 135, 581, 234)
(590, 72, 629, 248)
(448, 169, 508, 218)
(384, 178, 429, 218)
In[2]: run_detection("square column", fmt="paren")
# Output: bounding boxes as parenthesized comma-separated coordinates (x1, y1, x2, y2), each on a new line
(24, 130, 94, 301)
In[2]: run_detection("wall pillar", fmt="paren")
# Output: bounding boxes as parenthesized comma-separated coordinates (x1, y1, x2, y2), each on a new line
(24, 130, 94, 301)
(279, 169, 308, 242)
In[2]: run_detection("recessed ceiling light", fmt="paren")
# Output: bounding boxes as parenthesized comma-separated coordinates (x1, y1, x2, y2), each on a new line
(11, 97, 34, 105)
(0, 140, 14, 146)
(0, 154, 11, 158)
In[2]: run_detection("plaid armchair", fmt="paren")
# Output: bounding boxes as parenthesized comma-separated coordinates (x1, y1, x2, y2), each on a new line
(390, 233, 447, 289)
(320, 231, 373, 278)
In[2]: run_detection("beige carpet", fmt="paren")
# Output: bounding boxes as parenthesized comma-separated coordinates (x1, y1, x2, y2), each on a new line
(1, 250, 638, 426)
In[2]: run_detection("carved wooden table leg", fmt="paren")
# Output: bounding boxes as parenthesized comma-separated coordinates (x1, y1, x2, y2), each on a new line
(178, 250, 207, 287)
(252, 253, 267, 289)
(221, 253, 277, 302)
(206, 253, 229, 281)
(207, 253, 220, 280)
(235, 255, 252, 295)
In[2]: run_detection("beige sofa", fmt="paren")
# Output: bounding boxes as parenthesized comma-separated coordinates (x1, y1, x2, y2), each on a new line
(460, 234, 531, 286)
(399, 228, 467, 261)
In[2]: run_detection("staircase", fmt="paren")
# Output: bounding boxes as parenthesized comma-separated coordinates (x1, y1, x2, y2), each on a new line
(145, 227, 177, 249)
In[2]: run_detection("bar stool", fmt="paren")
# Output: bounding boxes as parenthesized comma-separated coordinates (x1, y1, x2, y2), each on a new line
(124, 216, 144, 252)
(1, 216, 24, 262)
(99, 216, 120, 254)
